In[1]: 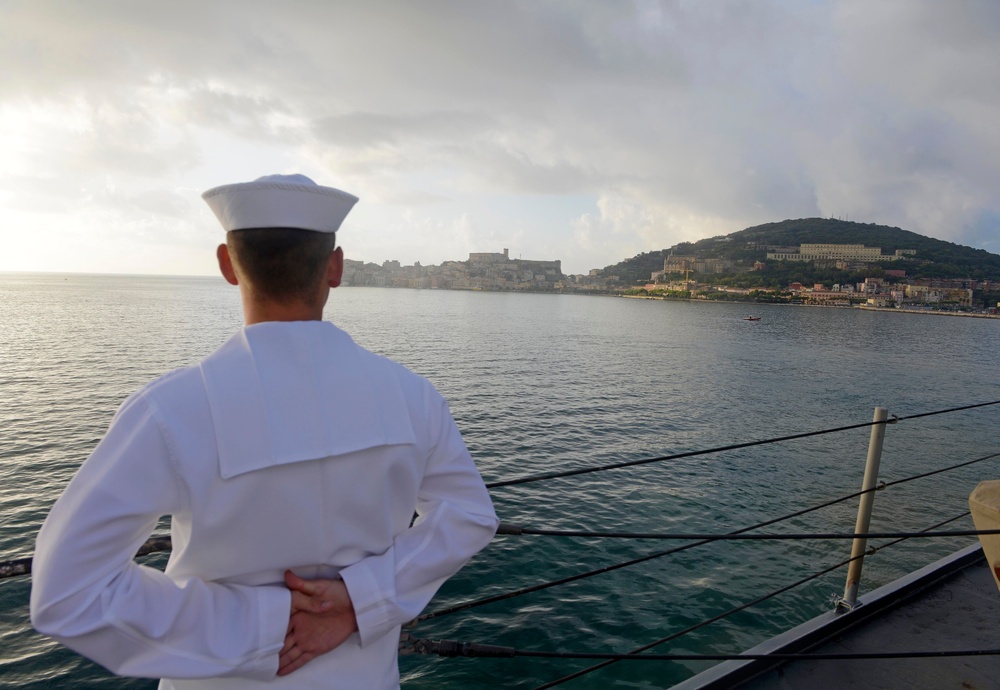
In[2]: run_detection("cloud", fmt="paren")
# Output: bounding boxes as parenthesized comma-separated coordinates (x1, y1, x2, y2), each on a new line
(1, 0, 1000, 276)
(314, 111, 494, 149)
(569, 193, 733, 273)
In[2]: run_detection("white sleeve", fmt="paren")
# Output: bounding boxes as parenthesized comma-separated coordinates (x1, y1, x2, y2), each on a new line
(29, 393, 290, 680)
(338, 393, 498, 646)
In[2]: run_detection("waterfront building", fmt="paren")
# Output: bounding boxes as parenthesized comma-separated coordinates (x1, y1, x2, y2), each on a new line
(469, 248, 510, 264)
(859, 278, 881, 294)
(663, 253, 697, 273)
(904, 285, 973, 307)
(338, 249, 564, 291)
(767, 243, 913, 263)
(692, 257, 732, 273)
(804, 286, 856, 304)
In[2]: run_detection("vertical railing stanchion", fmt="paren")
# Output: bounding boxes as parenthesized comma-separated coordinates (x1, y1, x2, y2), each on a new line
(838, 406, 889, 611)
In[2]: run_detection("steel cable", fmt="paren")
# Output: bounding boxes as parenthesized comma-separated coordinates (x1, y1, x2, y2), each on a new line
(499, 527, 998, 541)
(485, 401, 1000, 490)
(404, 637, 1000, 662)
(416, 492, 942, 623)
(532, 512, 970, 688)
(3, 448, 997, 581)
(0, 536, 172, 580)
(5, 411, 997, 580)
(418, 446, 993, 624)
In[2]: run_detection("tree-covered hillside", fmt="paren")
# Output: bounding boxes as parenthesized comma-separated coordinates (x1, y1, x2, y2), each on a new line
(599, 218, 1000, 285)
(597, 250, 667, 286)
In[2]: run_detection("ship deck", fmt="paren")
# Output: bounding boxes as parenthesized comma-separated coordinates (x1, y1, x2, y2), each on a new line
(675, 544, 1000, 689)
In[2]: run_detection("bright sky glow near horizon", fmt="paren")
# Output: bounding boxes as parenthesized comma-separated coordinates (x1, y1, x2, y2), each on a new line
(1, 1, 999, 277)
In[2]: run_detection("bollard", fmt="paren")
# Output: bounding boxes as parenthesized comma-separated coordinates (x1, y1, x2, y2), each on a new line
(838, 406, 889, 610)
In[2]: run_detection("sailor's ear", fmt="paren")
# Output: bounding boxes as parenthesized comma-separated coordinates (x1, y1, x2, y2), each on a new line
(217, 244, 239, 286)
(327, 246, 344, 289)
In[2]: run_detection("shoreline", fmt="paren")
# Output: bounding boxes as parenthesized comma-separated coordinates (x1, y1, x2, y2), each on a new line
(618, 293, 1000, 319)
(6, 273, 997, 320)
(856, 305, 1000, 319)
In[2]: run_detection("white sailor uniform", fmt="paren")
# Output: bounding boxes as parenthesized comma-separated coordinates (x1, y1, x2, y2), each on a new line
(31, 320, 499, 689)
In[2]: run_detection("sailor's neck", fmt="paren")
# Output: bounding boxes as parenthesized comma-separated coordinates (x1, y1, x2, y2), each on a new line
(242, 302, 325, 326)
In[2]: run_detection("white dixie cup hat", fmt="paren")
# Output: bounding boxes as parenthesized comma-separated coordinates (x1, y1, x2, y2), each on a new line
(201, 173, 359, 233)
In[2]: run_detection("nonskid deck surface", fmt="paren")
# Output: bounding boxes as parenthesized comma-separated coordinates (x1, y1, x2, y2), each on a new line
(676, 546, 1000, 690)
(742, 561, 1000, 689)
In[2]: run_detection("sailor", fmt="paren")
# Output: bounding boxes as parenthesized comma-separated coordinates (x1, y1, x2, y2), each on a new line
(30, 174, 499, 688)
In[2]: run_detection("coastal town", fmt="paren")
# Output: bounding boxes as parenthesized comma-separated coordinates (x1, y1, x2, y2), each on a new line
(644, 242, 993, 312)
(342, 242, 1000, 315)
(343, 248, 578, 292)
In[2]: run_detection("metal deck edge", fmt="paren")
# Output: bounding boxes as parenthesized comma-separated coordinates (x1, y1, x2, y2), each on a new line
(670, 543, 986, 690)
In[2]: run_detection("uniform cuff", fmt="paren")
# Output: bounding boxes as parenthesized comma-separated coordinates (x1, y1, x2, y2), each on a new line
(251, 585, 291, 678)
(339, 559, 395, 647)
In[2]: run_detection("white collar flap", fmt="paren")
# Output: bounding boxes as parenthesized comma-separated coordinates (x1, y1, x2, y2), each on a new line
(200, 322, 416, 479)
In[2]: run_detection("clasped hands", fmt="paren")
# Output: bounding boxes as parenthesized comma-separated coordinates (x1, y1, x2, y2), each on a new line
(278, 570, 359, 677)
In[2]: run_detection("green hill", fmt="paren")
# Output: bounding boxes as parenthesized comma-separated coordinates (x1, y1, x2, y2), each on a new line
(599, 218, 1000, 286)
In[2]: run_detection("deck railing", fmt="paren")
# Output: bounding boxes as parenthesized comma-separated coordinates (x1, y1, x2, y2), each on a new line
(3, 400, 1000, 688)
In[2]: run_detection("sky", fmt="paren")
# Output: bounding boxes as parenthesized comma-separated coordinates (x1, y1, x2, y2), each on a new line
(1, 0, 999, 277)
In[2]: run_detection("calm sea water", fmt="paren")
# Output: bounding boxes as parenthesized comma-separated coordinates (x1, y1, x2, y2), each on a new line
(1, 273, 998, 689)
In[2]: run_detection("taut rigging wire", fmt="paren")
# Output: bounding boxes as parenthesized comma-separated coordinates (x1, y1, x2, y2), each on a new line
(531, 512, 970, 688)
(416, 449, 998, 622)
(883, 451, 1000, 488)
(894, 399, 1000, 421)
(497, 526, 999, 541)
(401, 635, 1000, 662)
(485, 400, 1000, 490)
(407, 511, 980, 680)
(0, 536, 172, 580)
(2, 450, 997, 582)
(417, 485, 909, 622)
